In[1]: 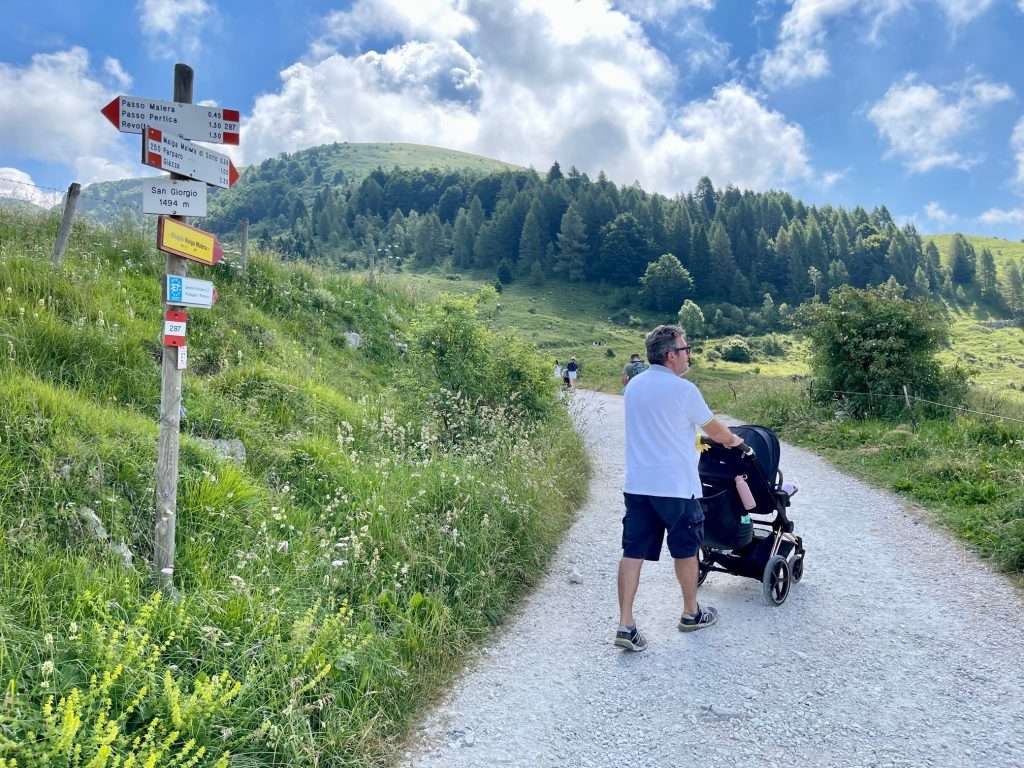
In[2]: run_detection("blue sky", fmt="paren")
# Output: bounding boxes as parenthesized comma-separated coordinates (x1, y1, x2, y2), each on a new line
(3, 0, 1024, 238)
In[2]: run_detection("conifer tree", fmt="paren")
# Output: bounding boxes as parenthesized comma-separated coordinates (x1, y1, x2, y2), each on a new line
(1004, 261, 1024, 317)
(518, 204, 545, 276)
(977, 248, 999, 304)
(452, 209, 474, 268)
(555, 203, 587, 282)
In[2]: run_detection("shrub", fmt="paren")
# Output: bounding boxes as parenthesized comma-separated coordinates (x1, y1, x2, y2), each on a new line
(718, 336, 753, 363)
(605, 348, 616, 358)
(608, 308, 631, 326)
(797, 285, 969, 418)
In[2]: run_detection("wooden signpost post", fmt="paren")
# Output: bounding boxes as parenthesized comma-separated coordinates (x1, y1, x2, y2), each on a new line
(102, 63, 238, 596)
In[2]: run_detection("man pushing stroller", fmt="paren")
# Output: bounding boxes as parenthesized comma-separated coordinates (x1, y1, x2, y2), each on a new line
(615, 324, 744, 652)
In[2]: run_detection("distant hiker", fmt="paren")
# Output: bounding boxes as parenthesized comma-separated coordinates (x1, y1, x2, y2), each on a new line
(614, 324, 744, 652)
(621, 353, 648, 389)
(554, 359, 562, 380)
(566, 357, 579, 389)
(562, 367, 571, 389)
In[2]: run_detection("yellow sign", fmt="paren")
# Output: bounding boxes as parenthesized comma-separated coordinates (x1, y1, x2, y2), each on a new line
(157, 216, 223, 266)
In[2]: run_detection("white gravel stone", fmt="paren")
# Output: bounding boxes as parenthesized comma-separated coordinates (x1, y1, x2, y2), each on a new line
(399, 391, 1024, 768)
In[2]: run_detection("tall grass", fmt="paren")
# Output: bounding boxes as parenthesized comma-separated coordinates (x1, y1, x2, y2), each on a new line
(0, 211, 589, 766)
(710, 375, 1024, 577)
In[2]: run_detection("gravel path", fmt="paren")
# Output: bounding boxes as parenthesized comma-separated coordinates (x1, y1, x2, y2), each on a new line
(400, 390, 1024, 768)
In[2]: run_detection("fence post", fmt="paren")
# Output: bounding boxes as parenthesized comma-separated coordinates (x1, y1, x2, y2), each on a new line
(239, 218, 248, 271)
(154, 63, 193, 599)
(51, 182, 81, 268)
(902, 384, 918, 432)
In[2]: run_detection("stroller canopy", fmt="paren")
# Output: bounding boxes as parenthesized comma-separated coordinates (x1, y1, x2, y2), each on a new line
(699, 425, 781, 486)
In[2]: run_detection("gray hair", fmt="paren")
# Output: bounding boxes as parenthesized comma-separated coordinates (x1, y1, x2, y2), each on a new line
(645, 324, 684, 365)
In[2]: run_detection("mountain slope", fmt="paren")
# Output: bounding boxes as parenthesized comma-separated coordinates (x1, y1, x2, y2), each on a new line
(74, 142, 520, 226)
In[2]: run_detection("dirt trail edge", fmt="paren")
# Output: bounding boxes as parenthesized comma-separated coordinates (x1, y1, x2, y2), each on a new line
(399, 390, 1024, 768)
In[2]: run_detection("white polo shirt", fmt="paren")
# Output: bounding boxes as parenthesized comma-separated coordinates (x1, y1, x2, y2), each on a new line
(623, 364, 714, 499)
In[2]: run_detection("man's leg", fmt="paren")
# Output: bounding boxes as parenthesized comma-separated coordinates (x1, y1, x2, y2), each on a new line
(673, 556, 699, 616)
(617, 557, 644, 627)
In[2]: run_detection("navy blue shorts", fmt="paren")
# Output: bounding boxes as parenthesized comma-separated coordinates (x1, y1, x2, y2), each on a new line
(622, 493, 704, 561)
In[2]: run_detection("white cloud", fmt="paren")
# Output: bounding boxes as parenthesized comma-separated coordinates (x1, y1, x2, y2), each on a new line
(979, 207, 1024, 225)
(645, 83, 813, 192)
(759, 1, 996, 89)
(138, 0, 212, 59)
(1012, 116, 1024, 187)
(0, 47, 134, 184)
(760, 0, 910, 88)
(867, 74, 1013, 173)
(615, 0, 715, 22)
(934, 0, 994, 27)
(243, 0, 814, 196)
(103, 57, 132, 89)
(924, 201, 953, 222)
(0, 167, 63, 208)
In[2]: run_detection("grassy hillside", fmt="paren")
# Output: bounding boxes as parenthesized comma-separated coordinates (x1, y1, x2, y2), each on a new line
(74, 142, 520, 227)
(929, 233, 1024, 277)
(0, 211, 586, 766)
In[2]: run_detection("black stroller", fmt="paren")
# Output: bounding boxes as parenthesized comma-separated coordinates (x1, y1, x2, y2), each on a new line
(697, 425, 805, 605)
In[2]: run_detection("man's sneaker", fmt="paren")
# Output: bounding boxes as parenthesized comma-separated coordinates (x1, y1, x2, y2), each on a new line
(678, 605, 719, 632)
(614, 625, 648, 652)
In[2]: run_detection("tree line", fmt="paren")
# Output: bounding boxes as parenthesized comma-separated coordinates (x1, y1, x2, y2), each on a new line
(206, 153, 1024, 326)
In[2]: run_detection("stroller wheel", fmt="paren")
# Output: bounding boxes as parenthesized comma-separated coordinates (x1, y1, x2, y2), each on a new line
(791, 555, 804, 583)
(761, 555, 791, 606)
(697, 547, 711, 586)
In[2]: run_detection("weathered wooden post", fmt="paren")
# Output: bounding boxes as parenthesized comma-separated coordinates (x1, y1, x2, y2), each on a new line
(51, 182, 81, 268)
(902, 384, 918, 433)
(240, 218, 249, 271)
(154, 63, 193, 597)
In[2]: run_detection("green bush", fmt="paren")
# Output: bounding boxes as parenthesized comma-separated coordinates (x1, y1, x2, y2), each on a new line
(718, 336, 753, 363)
(797, 285, 969, 418)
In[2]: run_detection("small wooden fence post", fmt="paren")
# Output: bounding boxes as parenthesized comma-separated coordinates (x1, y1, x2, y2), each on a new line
(51, 182, 81, 267)
(902, 384, 918, 432)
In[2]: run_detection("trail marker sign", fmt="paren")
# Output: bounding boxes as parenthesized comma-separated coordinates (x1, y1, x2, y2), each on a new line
(101, 96, 240, 144)
(143, 179, 208, 216)
(163, 309, 187, 347)
(167, 275, 217, 308)
(143, 127, 239, 188)
(157, 216, 224, 266)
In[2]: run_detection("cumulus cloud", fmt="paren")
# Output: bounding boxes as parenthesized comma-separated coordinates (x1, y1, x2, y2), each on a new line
(243, 0, 814, 196)
(760, 0, 909, 88)
(934, 0, 994, 27)
(103, 57, 132, 89)
(615, 0, 715, 22)
(979, 207, 1024, 225)
(759, 1, 997, 89)
(867, 74, 1013, 172)
(0, 47, 135, 184)
(0, 167, 64, 208)
(1012, 116, 1024, 187)
(924, 201, 953, 223)
(138, 0, 212, 59)
(645, 83, 813, 191)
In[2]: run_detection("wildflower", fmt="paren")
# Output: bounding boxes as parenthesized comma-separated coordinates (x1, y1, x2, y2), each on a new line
(277, 540, 289, 554)
(41, 660, 55, 677)
(228, 575, 246, 589)
(330, 559, 346, 568)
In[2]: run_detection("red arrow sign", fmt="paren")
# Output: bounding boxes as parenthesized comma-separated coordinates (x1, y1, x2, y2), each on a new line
(101, 95, 240, 144)
(144, 127, 239, 188)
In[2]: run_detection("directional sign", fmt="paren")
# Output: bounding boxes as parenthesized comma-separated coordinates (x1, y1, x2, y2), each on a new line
(164, 309, 187, 347)
(167, 275, 217, 308)
(143, 127, 239, 188)
(157, 216, 224, 266)
(102, 96, 240, 144)
(143, 179, 208, 216)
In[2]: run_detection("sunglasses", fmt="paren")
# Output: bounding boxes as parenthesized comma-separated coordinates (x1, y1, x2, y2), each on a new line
(673, 345, 691, 354)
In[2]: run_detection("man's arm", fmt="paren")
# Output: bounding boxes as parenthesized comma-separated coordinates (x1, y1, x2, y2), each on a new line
(702, 418, 744, 448)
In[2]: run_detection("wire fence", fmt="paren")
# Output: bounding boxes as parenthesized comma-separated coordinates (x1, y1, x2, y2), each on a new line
(809, 386, 1024, 425)
(0, 175, 66, 194)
